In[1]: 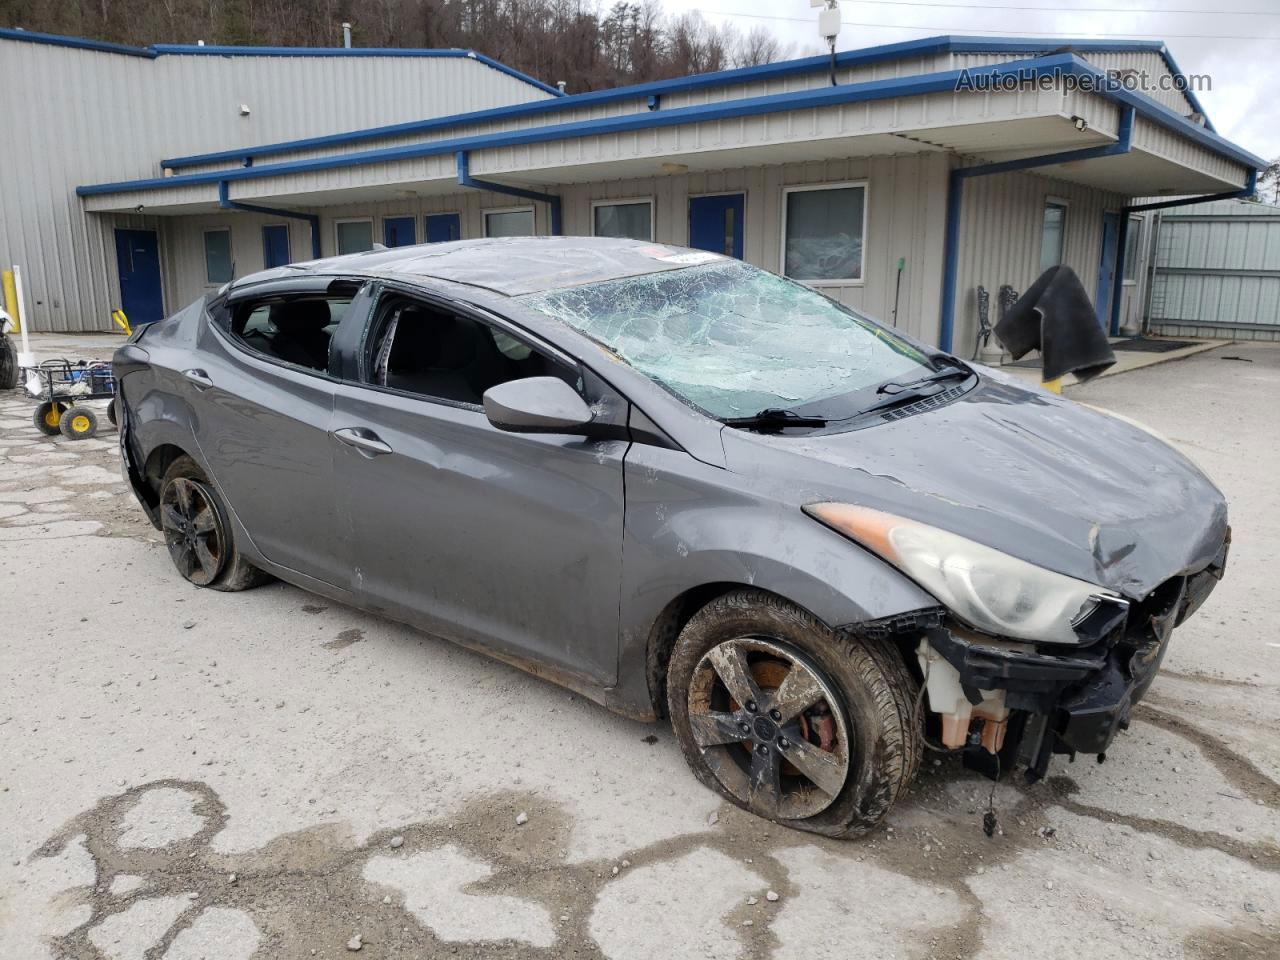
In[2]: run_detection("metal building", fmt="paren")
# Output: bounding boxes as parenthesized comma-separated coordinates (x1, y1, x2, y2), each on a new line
(1139, 199, 1280, 342)
(0, 28, 1263, 357)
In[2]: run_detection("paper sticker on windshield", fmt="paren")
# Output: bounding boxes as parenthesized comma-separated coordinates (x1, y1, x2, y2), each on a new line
(639, 247, 724, 265)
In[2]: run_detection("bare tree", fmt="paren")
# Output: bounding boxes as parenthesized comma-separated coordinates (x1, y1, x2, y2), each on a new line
(0, 0, 791, 89)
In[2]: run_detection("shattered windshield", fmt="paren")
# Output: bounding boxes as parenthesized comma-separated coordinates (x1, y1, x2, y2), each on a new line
(519, 260, 933, 419)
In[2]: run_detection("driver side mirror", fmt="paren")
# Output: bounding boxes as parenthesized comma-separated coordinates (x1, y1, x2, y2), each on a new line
(483, 376, 595, 434)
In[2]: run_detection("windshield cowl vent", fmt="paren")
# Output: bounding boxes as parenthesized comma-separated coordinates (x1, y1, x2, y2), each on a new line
(880, 384, 969, 422)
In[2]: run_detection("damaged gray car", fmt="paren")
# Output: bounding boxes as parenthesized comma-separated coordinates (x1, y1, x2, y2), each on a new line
(114, 237, 1229, 838)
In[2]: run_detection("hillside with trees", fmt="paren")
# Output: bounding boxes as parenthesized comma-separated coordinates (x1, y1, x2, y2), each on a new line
(0, 0, 794, 91)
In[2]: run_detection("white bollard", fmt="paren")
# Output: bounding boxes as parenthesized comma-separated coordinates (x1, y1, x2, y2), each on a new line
(12, 263, 35, 368)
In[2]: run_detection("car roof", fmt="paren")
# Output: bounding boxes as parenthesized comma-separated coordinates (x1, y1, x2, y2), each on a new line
(233, 236, 728, 297)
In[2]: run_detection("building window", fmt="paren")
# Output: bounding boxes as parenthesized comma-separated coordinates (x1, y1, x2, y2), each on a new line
(335, 219, 374, 255)
(1039, 200, 1068, 272)
(484, 207, 535, 238)
(782, 182, 867, 283)
(203, 229, 232, 285)
(1123, 216, 1142, 282)
(592, 199, 654, 241)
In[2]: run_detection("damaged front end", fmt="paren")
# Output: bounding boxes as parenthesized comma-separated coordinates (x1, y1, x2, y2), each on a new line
(850, 529, 1230, 781)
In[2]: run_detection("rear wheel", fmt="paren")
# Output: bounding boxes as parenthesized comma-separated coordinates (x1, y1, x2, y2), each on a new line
(667, 589, 920, 838)
(159, 456, 271, 591)
(34, 400, 69, 436)
(59, 406, 98, 440)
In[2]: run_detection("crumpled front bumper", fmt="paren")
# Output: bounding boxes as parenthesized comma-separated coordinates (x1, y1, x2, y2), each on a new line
(852, 530, 1230, 781)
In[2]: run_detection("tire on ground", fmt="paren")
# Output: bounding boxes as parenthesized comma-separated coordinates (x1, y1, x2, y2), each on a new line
(667, 588, 920, 839)
(59, 406, 98, 440)
(33, 400, 68, 436)
(160, 455, 273, 592)
(0, 335, 16, 390)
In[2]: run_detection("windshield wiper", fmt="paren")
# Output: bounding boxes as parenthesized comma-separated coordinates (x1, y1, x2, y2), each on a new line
(861, 368, 973, 416)
(875, 366, 971, 396)
(722, 407, 828, 432)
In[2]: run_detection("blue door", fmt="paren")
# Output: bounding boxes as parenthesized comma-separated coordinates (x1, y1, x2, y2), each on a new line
(1095, 212, 1119, 329)
(262, 224, 291, 268)
(688, 194, 744, 259)
(384, 217, 416, 247)
(114, 229, 163, 326)
(424, 213, 461, 243)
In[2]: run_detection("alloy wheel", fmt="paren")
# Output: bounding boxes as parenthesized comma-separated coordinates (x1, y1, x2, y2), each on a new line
(686, 637, 851, 819)
(160, 477, 227, 586)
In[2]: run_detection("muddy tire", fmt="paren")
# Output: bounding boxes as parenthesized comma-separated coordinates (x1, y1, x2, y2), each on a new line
(159, 455, 272, 592)
(34, 400, 69, 436)
(106, 399, 118, 427)
(0, 335, 16, 390)
(667, 589, 920, 839)
(59, 406, 98, 440)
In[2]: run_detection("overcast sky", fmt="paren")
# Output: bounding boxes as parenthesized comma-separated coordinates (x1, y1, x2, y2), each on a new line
(666, 0, 1279, 164)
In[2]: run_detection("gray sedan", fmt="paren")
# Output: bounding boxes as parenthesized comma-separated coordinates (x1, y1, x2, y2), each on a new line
(114, 237, 1228, 838)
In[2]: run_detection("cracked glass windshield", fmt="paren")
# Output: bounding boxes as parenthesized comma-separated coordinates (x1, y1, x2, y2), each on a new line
(520, 259, 933, 419)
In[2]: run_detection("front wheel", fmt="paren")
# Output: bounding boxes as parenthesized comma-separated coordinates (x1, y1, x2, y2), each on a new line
(667, 589, 921, 838)
(159, 456, 272, 592)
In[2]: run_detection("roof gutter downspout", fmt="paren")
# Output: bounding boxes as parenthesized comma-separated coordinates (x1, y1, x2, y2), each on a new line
(938, 107, 1135, 353)
(456, 151, 562, 235)
(1108, 168, 1258, 335)
(218, 181, 321, 259)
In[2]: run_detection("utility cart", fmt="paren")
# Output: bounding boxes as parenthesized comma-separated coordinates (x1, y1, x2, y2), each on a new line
(24, 358, 116, 440)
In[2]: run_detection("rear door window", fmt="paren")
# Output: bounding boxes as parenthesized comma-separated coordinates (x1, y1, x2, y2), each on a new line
(221, 294, 353, 375)
(362, 294, 581, 406)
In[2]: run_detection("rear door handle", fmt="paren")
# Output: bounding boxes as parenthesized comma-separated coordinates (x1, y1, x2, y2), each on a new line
(332, 427, 394, 457)
(182, 368, 214, 390)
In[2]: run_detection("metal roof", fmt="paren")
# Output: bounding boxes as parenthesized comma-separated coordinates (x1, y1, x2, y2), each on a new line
(0, 27, 563, 97)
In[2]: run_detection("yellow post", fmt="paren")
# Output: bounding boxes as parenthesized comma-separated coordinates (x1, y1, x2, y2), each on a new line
(111, 309, 132, 336)
(1, 269, 19, 333)
(1041, 377, 1063, 394)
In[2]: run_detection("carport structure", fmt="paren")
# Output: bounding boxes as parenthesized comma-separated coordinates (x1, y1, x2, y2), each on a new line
(77, 35, 1262, 353)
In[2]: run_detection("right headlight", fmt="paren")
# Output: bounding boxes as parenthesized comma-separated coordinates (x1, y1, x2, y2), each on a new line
(804, 502, 1121, 645)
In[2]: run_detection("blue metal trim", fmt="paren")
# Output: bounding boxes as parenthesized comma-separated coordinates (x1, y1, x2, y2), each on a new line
(0, 27, 156, 57)
(159, 34, 1201, 172)
(456, 152, 562, 236)
(218, 181, 321, 259)
(938, 107, 1136, 353)
(85, 56, 1259, 203)
(1108, 168, 1258, 335)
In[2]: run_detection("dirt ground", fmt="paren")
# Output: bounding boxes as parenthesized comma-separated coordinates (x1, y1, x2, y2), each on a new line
(1, 337, 1277, 960)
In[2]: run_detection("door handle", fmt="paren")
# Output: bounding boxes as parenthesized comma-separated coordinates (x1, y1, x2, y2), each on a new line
(182, 368, 214, 390)
(332, 427, 394, 457)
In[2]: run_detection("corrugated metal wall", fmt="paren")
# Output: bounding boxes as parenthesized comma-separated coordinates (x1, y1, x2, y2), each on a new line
(954, 169, 1125, 358)
(0, 39, 550, 332)
(1147, 200, 1280, 341)
(161, 152, 953, 344)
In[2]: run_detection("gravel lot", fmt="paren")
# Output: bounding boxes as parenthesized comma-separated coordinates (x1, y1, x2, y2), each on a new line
(1, 338, 1277, 960)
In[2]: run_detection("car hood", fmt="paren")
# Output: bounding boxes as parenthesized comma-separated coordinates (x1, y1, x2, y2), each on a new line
(720, 369, 1228, 600)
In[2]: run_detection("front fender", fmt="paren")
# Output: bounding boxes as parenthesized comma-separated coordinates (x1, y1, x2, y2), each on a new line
(614, 443, 937, 717)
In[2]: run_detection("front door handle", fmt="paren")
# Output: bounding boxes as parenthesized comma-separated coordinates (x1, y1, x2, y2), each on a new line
(332, 427, 394, 457)
(182, 368, 214, 390)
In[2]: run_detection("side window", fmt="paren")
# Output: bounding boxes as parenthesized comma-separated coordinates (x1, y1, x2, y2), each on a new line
(365, 296, 580, 407)
(227, 295, 352, 373)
